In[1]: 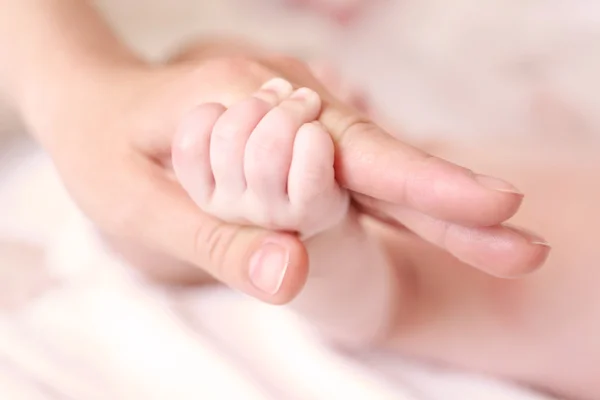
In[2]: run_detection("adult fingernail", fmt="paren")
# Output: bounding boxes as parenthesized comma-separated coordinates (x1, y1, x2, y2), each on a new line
(474, 174, 523, 195)
(506, 225, 551, 247)
(249, 241, 290, 295)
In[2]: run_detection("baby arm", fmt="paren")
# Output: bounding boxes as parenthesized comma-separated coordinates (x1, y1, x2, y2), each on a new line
(172, 77, 399, 347)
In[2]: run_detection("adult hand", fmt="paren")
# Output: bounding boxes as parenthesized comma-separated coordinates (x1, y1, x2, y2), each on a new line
(33, 40, 548, 305)
(171, 42, 550, 277)
(260, 55, 549, 276)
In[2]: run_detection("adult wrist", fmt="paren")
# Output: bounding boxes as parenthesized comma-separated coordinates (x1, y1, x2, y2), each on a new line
(18, 57, 148, 149)
(0, 0, 148, 145)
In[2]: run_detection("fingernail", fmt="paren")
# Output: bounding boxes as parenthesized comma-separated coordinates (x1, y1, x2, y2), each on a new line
(506, 225, 551, 247)
(249, 241, 290, 295)
(290, 88, 321, 110)
(474, 174, 523, 195)
(531, 240, 552, 247)
(260, 78, 294, 98)
(290, 87, 317, 100)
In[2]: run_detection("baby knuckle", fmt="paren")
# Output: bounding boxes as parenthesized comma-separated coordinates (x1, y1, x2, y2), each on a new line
(211, 122, 236, 146)
(248, 136, 282, 160)
(267, 106, 296, 131)
(245, 96, 273, 114)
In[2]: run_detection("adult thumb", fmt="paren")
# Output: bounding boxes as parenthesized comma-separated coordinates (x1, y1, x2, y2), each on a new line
(123, 160, 309, 304)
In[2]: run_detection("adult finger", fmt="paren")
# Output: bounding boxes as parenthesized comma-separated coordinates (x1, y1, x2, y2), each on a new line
(354, 194, 550, 277)
(117, 159, 309, 305)
(262, 55, 525, 227)
(324, 111, 524, 227)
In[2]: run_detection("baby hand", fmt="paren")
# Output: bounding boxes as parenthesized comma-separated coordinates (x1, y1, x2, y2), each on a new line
(173, 78, 350, 239)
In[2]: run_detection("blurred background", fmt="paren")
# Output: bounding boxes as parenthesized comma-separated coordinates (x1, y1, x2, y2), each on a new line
(1, 0, 600, 399)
